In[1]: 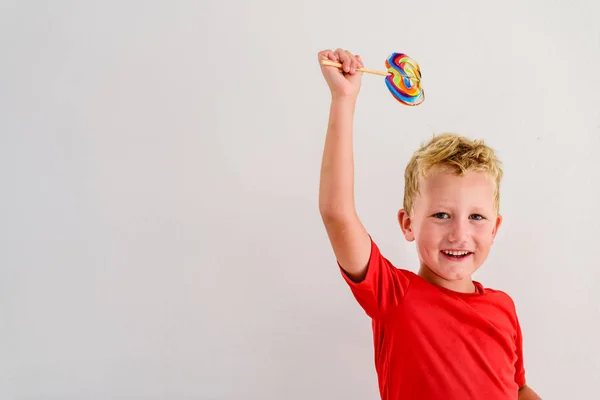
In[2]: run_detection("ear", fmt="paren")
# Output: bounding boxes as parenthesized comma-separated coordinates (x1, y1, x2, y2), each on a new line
(491, 213, 503, 242)
(397, 208, 415, 242)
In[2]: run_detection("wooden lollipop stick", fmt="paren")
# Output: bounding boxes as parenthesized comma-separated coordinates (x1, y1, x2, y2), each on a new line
(320, 59, 389, 76)
(320, 59, 421, 82)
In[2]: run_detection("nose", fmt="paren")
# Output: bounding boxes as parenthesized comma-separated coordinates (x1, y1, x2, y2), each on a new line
(448, 219, 469, 244)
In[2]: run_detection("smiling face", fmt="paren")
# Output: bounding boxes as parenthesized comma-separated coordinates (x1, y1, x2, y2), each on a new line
(398, 167, 502, 290)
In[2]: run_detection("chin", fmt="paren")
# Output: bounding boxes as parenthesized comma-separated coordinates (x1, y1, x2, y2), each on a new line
(431, 262, 477, 281)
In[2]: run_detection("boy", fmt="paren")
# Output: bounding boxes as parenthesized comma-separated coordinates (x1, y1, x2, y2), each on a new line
(318, 48, 541, 400)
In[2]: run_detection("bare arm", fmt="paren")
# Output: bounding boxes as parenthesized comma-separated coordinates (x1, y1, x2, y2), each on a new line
(518, 385, 541, 400)
(318, 49, 371, 281)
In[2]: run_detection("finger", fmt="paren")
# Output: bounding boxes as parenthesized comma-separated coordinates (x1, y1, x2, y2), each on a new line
(346, 50, 359, 74)
(334, 48, 344, 61)
(353, 55, 361, 74)
(344, 50, 354, 73)
(326, 49, 339, 62)
(341, 51, 351, 73)
(349, 53, 359, 74)
(318, 50, 337, 63)
(336, 49, 350, 72)
(356, 55, 364, 69)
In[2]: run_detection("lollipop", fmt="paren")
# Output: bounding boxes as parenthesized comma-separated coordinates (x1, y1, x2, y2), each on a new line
(385, 53, 424, 106)
(320, 52, 424, 106)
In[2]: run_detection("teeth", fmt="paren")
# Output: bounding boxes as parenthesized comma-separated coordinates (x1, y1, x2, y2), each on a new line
(443, 250, 470, 256)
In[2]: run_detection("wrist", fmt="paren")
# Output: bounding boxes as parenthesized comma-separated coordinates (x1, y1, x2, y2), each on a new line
(330, 94, 358, 106)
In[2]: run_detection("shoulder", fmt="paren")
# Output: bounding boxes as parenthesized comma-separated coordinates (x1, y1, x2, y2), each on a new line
(484, 286, 513, 299)
(482, 286, 518, 311)
(369, 238, 417, 283)
(482, 286, 514, 302)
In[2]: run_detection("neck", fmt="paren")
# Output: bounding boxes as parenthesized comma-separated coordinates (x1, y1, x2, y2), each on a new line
(417, 265, 476, 294)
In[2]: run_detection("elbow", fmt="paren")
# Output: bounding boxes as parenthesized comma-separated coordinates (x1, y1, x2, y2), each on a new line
(319, 205, 355, 221)
(319, 197, 356, 220)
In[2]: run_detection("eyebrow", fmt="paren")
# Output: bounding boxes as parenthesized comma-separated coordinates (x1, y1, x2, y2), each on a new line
(428, 205, 491, 213)
(469, 206, 492, 214)
(426, 203, 454, 210)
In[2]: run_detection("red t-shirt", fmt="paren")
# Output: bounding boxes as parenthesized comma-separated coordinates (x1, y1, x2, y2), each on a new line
(339, 236, 526, 400)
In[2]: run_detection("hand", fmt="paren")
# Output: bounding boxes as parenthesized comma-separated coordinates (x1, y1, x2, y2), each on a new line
(318, 48, 364, 100)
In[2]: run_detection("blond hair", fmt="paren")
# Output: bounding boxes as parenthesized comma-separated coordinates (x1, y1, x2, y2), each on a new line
(404, 133, 503, 215)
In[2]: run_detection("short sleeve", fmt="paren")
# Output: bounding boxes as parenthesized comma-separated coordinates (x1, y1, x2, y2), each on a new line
(514, 312, 527, 388)
(338, 235, 411, 319)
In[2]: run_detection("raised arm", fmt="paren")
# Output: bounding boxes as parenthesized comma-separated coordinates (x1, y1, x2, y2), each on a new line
(318, 49, 371, 282)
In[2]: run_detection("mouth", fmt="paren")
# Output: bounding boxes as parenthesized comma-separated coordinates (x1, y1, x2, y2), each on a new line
(440, 250, 473, 261)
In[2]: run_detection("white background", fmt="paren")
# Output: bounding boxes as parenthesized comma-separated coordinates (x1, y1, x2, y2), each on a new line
(1, 0, 599, 398)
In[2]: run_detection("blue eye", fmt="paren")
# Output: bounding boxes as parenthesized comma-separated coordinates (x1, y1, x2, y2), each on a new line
(433, 212, 449, 219)
(470, 214, 485, 220)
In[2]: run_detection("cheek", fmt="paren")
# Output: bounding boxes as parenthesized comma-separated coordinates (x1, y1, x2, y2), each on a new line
(474, 224, 495, 245)
(473, 227, 496, 259)
(415, 224, 444, 254)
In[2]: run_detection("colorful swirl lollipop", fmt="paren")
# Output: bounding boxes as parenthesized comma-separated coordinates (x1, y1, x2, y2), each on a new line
(320, 52, 424, 106)
(384, 53, 424, 106)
